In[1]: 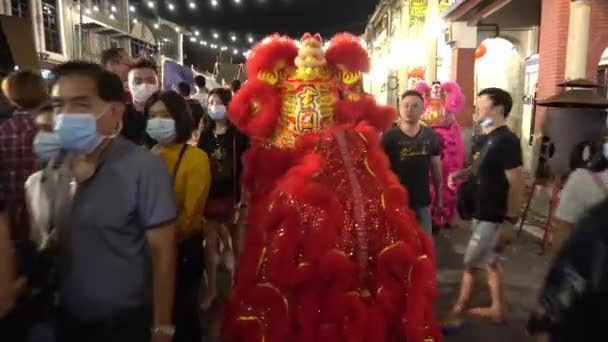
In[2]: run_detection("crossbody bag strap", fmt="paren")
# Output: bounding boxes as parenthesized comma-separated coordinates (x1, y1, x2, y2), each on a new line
(470, 141, 492, 177)
(172, 144, 189, 185)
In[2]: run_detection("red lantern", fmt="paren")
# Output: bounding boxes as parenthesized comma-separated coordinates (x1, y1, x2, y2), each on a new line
(475, 44, 487, 59)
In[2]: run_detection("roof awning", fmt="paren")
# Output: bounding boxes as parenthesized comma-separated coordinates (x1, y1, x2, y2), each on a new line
(443, 0, 511, 24)
(78, 16, 129, 37)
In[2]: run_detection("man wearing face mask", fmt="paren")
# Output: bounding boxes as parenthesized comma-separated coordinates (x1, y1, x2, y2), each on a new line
(123, 58, 160, 146)
(444, 88, 524, 329)
(45, 62, 177, 342)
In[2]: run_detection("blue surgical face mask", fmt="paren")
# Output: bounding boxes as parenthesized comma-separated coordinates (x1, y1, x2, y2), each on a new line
(208, 104, 227, 121)
(146, 118, 176, 145)
(54, 113, 112, 155)
(480, 118, 494, 129)
(33, 131, 61, 161)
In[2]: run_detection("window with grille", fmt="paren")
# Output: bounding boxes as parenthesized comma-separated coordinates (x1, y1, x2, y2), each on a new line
(11, 0, 29, 17)
(131, 40, 158, 60)
(41, 0, 62, 54)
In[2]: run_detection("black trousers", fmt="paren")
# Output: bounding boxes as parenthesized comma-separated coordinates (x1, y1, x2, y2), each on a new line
(55, 306, 152, 342)
(173, 233, 204, 342)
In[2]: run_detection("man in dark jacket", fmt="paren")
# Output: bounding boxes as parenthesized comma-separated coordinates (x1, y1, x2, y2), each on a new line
(528, 198, 608, 341)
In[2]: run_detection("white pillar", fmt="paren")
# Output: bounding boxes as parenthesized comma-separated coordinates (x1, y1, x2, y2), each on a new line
(564, 0, 591, 80)
(177, 33, 184, 64)
(425, 0, 439, 81)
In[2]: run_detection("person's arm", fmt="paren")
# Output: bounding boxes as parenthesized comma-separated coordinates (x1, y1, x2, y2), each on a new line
(551, 169, 586, 253)
(179, 151, 211, 233)
(136, 155, 178, 340)
(146, 224, 176, 330)
(505, 166, 524, 218)
(503, 137, 525, 221)
(0, 209, 26, 319)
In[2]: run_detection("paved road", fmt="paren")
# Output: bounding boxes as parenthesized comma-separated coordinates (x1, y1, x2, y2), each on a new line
(435, 222, 552, 342)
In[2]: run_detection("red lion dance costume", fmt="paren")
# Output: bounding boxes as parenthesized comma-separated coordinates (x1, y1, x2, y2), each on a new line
(415, 81, 466, 229)
(223, 33, 440, 342)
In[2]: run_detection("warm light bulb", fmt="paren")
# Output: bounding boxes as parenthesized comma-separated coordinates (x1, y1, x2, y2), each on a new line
(189, 2, 196, 9)
(132, 18, 138, 24)
(168, 3, 175, 10)
(211, 0, 218, 7)
(109, 13, 115, 20)
(233, 49, 238, 54)
(213, 33, 219, 39)
(93, 5, 99, 11)
(231, 36, 236, 41)
(147, 1, 155, 8)
(190, 37, 197, 42)
(248, 37, 254, 43)
(85, 8, 92, 14)
(154, 23, 160, 29)
(111, 5, 117, 12)
(195, 30, 200, 36)
(129, 5, 135, 12)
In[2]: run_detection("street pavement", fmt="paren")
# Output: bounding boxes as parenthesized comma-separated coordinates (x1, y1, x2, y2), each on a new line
(435, 222, 552, 342)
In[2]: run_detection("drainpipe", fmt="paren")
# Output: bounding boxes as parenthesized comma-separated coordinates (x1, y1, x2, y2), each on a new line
(564, 0, 591, 80)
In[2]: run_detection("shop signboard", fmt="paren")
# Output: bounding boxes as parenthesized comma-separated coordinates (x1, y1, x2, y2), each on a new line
(409, 0, 428, 29)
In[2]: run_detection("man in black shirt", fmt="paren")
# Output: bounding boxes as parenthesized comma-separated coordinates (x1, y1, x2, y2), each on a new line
(383, 90, 443, 236)
(445, 88, 524, 326)
(124, 59, 160, 146)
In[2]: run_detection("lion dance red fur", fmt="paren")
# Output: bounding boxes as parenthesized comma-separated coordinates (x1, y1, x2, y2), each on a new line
(222, 33, 441, 342)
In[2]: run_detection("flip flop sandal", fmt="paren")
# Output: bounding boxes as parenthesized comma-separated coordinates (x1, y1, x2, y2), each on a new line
(441, 317, 465, 335)
(468, 307, 507, 324)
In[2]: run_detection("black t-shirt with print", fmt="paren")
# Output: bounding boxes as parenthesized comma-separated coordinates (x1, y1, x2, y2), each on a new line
(197, 126, 248, 202)
(473, 126, 522, 222)
(382, 126, 441, 208)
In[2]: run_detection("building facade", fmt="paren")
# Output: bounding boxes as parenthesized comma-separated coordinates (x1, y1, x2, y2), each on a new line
(0, 0, 184, 73)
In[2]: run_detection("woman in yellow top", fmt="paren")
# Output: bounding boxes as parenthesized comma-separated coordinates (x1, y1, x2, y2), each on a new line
(144, 90, 211, 342)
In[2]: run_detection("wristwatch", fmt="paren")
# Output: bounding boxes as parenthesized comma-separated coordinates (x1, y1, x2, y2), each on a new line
(505, 216, 519, 225)
(151, 325, 176, 337)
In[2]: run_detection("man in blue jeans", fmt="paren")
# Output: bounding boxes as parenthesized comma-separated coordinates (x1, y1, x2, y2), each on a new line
(383, 90, 443, 236)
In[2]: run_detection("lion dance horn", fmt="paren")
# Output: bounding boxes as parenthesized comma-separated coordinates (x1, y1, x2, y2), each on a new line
(440, 81, 465, 115)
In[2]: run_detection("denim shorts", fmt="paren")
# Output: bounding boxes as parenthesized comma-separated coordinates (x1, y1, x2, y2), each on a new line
(463, 220, 502, 269)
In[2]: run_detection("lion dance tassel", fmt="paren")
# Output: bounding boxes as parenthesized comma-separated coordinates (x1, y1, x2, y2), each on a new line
(222, 33, 441, 342)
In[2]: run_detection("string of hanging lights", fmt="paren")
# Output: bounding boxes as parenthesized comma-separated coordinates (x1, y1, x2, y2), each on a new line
(130, 0, 259, 57)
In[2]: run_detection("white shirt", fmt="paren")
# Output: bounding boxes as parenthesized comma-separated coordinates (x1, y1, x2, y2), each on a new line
(191, 90, 209, 108)
(555, 168, 608, 224)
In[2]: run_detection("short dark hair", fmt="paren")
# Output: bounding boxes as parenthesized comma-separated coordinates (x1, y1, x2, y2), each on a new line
(2, 69, 48, 110)
(230, 79, 241, 93)
(478, 87, 513, 118)
(51, 61, 124, 102)
(177, 81, 191, 97)
(194, 75, 206, 88)
(144, 90, 193, 144)
(101, 47, 126, 66)
(209, 87, 232, 106)
(400, 90, 424, 102)
(129, 58, 158, 74)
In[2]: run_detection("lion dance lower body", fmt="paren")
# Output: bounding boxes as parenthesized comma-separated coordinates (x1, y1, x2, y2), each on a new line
(221, 123, 441, 342)
(430, 121, 465, 229)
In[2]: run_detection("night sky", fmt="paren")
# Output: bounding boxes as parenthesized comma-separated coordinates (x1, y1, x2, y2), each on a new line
(132, 0, 380, 71)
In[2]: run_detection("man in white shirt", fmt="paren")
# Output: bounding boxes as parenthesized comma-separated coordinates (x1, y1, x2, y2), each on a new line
(553, 150, 608, 253)
(191, 75, 209, 109)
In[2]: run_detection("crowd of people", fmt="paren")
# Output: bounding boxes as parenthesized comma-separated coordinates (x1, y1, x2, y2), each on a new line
(0, 44, 606, 342)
